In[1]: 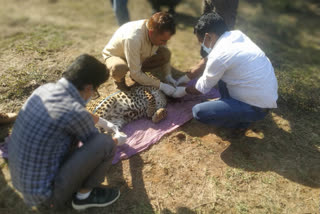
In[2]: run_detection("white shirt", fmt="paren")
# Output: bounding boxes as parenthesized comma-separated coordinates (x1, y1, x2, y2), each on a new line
(195, 30, 278, 108)
(102, 20, 161, 87)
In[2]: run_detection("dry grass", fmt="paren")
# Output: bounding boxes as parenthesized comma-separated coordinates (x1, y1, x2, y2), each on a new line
(0, 0, 320, 213)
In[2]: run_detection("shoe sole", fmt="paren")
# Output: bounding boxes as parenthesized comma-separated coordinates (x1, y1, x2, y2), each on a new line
(72, 190, 120, 210)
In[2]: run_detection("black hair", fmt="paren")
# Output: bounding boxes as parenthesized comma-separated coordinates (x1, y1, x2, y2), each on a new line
(194, 12, 228, 39)
(62, 54, 109, 90)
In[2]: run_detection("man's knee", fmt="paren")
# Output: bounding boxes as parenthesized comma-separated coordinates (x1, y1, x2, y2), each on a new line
(157, 47, 171, 63)
(106, 58, 129, 81)
(192, 104, 205, 121)
(88, 133, 115, 157)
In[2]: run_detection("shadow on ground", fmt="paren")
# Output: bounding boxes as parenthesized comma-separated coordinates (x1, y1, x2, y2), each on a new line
(0, 159, 31, 214)
(105, 155, 155, 213)
(181, 104, 320, 188)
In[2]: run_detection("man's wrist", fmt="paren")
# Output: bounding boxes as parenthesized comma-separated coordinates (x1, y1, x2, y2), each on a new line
(112, 137, 118, 145)
(186, 86, 202, 95)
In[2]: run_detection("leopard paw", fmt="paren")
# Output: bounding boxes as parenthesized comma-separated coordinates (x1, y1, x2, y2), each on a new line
(152, 108, 167, 123)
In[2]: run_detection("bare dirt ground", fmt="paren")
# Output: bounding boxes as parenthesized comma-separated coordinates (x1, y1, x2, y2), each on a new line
(0, 0, 320, 213)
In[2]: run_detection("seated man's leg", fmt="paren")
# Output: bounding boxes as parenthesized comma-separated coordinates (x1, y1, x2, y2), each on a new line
(51, 133, 115, 208)
(192, 98, 268, 129)
(142, 46, 172, 82)
(106, 56, 129, 90)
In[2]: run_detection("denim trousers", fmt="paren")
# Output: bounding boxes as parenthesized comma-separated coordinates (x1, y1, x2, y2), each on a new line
(111, 0, 129, 26)
(192, 81, 268, 129)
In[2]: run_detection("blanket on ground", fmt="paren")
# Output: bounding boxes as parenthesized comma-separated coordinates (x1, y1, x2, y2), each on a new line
(0, 83, 220, 164)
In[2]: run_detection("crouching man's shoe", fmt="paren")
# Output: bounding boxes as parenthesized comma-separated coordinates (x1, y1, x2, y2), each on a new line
(72, 187, 120, 210)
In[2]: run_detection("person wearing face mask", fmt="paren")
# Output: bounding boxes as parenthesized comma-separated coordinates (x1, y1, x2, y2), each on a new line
(102, 12, 177, 96)
(174, 12, 278, 130)
(8, 54, 127, 211)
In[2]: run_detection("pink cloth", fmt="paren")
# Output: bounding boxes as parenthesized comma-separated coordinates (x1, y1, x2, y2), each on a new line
(112, 88, 220, 164)
(0, 85, 220, 163)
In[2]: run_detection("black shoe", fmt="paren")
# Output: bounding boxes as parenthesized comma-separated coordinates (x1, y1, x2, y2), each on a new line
(72, 187, 120, 210)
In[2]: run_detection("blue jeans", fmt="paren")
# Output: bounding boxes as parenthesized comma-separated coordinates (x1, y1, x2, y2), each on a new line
(192, 81, 268, 129)
(111, 0, 129, 26)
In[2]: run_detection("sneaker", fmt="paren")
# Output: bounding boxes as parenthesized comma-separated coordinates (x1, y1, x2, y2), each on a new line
(72, 187, 120, 210)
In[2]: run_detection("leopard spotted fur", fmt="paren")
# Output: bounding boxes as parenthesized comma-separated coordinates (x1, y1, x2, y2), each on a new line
(87, 86, 167, 131)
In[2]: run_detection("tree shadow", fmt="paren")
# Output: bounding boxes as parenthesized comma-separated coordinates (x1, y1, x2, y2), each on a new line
(0, 159, 34, 214)
(238, 0, 320, 114)
(105, 154, 155, 213)
(0, 121, 30, 213)
(181, 105, 320, 188)
(174, 12, 199, 30)
(220, 108, 320, 188)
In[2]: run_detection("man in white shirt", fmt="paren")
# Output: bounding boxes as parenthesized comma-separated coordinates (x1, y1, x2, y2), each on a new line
(102, 12, 177, 96)
(173, 12, 278, 129)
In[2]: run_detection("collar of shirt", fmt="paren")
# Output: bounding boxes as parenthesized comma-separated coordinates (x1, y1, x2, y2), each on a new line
(144, 20, 161, 53)
(57, 78, 86, 106)
(207, 31, 230, 58)
(144, 20, 152, 46)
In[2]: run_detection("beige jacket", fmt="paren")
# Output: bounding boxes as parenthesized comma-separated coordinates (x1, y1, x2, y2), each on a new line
(102, 20, 161, 87)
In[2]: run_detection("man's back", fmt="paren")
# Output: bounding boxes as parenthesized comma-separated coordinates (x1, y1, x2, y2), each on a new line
(8, 78, 98, 205)
(102, 19, 157, 60)
(200, 30, 278, 108)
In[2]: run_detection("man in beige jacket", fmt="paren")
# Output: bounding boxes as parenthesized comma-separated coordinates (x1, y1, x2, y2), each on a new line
(102, 12, 177, 96)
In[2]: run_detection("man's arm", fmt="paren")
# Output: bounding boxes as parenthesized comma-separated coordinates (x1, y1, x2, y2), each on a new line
(171, 85, 202, 98)
(176, 57, 208, 86)
(186, 85, 202, 95)
(187, 57, 208, 79)
(89, 112, 127, 145)
(90, 112, 99, 124)
(124, 39, 161, 88)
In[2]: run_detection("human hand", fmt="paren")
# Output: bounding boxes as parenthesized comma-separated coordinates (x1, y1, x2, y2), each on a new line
(175, 74, 190, 86)
(113, 131, 127, 146)
(172, 87, 187, 98)
(165, 74, 177, 86)
(96, 117, 118, 132)
(159, 82, 176, 96)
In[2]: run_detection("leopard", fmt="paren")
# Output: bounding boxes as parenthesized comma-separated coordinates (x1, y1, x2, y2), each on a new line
(87, 86, 167, 132)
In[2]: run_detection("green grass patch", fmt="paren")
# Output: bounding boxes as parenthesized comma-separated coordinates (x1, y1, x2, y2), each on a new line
(0, 63, 61, 102)
(0, 24, 72, 55)
(239, 0, 320, 113)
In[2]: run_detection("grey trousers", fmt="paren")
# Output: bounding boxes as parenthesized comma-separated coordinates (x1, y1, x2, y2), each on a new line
(51, 133, 115, 208)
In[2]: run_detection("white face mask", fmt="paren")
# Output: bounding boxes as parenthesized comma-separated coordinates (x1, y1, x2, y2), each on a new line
(201, 34, 213, 55)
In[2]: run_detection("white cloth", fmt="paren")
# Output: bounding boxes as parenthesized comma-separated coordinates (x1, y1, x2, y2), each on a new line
(102, 20, 161, 88)
(195, 30, 278, 108)
(172, 87, 187, 98)
(114, 131, 127, 146)
(97, 117, 118, 132)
